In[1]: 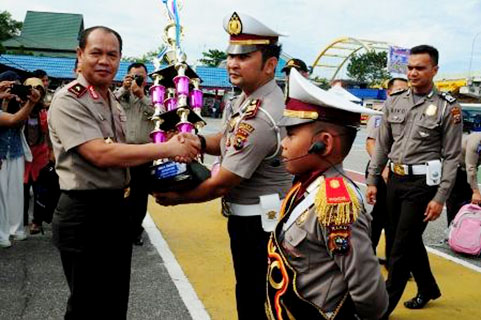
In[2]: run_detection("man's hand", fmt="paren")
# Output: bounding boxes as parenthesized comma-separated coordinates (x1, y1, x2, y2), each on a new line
(153, 191, 184, 206)
(366, 185, 377, 205)
(26, 88, 41, 105)
(381, 167, 389, 183)
(424, 200, 443, 222)
(131, 81, 144, 99)
(0, 81, 15, 100)
(0, 80, 14, 91)
(472, 190, 481, 205)
(164, 133, 201, 163)
(122, 75, 133, 90)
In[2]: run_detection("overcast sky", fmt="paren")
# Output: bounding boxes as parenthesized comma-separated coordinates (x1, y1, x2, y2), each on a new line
(3, 0, 481, 79)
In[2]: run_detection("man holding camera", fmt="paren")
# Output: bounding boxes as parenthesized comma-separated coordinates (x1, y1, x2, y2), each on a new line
(114, 62, 154, 246)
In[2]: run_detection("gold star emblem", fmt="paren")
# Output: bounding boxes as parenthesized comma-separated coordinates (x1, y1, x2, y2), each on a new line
(267, 210, 277, 220)
(330, 179, 340, 189)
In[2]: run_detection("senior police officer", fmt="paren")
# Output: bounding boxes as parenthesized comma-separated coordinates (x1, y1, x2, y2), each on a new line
(154, 12, 293, 319)
(366, 45, 462, 317)
(266, 69, 387, 320)
(365, 76, 408, 265)
(48, 26, 200, 319)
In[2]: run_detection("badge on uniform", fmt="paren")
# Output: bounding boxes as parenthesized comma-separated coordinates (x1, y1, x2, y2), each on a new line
(374, 116, 381, 128)
(243, 99, 261, 119)
(88, 85, 99, 100)
(68, 83, 87, 98)
(327, 225, 350, 255)
(425, 104, 437, 117)
(451, 106, 461, 124)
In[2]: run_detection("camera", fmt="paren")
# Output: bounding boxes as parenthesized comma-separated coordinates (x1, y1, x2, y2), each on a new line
(133, 74, 144, 86)
(10, 84, 32, 101)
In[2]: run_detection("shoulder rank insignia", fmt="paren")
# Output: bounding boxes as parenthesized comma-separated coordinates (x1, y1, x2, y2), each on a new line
(451, 106, 462, 124)
(315, 177, 360, 227)
(88, 85, 99, 100)
(242, 99, 261, 120)
(440, 91, 456, 103)
(68, 83, 87, 98)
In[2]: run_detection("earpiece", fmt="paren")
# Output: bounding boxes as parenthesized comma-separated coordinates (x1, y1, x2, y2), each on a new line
(308, 141, 326, 155)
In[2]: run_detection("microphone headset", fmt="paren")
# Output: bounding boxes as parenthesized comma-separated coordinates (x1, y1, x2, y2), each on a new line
(271, 141, 326, 167)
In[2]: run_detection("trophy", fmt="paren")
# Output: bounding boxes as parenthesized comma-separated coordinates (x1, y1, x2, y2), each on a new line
(148, 0, 210, 192)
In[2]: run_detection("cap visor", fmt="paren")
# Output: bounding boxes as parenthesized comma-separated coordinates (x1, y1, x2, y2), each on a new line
(226, 44, 259, 55)
(277, 116, 314, 127)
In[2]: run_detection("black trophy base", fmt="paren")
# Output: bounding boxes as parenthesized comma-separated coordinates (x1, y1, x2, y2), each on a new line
(149, 160, 211, 193)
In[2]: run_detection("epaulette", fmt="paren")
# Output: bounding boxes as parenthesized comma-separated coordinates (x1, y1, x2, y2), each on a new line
(315, 177, 360, 227)
(241, 99, 261, 120)
(390, 88, 407, 96)
(440, 91, 456, 103)
(67, 82, 87, 98)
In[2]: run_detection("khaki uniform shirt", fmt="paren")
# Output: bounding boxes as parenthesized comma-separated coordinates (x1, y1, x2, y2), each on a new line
(462, 132, 481, 191)
(48, 74, 129, 190)
(114, 87, 154, 144)
(279, 165, 388, 319)
(220, 79, 292, 204)
(367, 88, 462, 203)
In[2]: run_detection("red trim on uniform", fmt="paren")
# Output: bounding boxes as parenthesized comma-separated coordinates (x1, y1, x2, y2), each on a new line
(285, 98, 319, 112)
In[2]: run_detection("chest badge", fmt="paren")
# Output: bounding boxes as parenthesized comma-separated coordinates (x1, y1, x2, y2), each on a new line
(425, 104, 437, 117)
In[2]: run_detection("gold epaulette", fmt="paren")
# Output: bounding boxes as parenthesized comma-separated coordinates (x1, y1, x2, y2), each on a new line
(315, 177, 360, 226)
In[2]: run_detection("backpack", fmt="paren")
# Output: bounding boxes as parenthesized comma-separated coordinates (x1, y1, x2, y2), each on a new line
(448, 203, 481, 256)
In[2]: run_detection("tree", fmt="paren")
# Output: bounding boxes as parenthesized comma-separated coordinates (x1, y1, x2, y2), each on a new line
(122, 45, 167, 64)
(199, 49, 227, 67)
(0, 11, 23, 54)
(346, 51, 390, 87)
(312, 76, 331, 90)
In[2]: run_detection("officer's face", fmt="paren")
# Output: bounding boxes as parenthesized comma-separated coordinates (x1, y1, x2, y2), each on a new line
(281, 123, 319, 175)
(407, 53, 438, 93)
(77, 29, 121, 89)
(227, 50, 268, 93)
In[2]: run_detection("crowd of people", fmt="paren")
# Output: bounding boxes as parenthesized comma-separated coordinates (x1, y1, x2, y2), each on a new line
(1, 9, 480, 320)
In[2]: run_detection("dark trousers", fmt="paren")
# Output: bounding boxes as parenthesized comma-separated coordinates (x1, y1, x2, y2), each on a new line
(446, 168, 472, 226)
(24, 162, 60, 226)
(384, 173, 440, 316)
(365, 163, 392, 262)
(126, 162, 151, 238)
(53, 190, 133, 320)
(228, 215, 270, 320)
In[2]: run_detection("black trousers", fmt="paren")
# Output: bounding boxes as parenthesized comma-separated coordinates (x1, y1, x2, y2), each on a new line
(228, 215, 270, 320)
(52, 189, 132, 320)
(365, 163, 392, 262)
(384, 173, 440, 316)
(446, 168, 472, 226)
(126, 162, 151, 238)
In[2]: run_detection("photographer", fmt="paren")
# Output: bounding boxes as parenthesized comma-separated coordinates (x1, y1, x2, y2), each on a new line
(1, 71, 41, 248)
(114, 62, 154, 246)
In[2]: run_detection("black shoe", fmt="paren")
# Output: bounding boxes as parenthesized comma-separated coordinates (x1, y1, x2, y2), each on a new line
(404, 291, 441, 309)
(133, 234, 144, 246)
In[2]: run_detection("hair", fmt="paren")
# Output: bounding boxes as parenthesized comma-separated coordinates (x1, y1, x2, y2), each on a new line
(387, 77, 408, 90)
(410, 45, 439, 66)
(127, 62, 148, 74)
(78, 26, 123, 53)
(313, 121, 358, 158)
(32, 69, 47, 78)
(259, 44, 282, 68)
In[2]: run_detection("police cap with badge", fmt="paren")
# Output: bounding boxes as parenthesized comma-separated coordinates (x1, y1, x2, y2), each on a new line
(281, 58, 309, 75)
(223, 12, 284, 55)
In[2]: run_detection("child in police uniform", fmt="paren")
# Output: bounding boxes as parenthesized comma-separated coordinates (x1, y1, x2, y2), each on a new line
(265, 69, 388, 320)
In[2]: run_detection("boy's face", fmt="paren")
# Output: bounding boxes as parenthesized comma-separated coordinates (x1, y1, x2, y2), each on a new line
(281, 123, 318, 175)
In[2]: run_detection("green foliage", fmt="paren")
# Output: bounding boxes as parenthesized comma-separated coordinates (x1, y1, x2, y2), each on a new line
(346, 51, 390, 87)
(312, 76, 331, 90)
(0, 11, 23, 54)
(122, 45, 167, 64)
(199, 49, 227, 67)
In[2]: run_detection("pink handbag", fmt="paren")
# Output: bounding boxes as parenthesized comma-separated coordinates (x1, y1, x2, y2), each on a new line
(448, 203, 481, 256)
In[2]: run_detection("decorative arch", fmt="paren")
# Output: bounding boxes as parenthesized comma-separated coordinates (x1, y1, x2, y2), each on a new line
(311, 37, 390, 81)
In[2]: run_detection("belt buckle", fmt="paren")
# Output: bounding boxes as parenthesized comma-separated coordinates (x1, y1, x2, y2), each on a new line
(393, 164, 406, 176)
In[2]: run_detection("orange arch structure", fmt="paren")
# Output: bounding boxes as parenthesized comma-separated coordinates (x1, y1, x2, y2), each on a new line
(311, 37, 391, 81)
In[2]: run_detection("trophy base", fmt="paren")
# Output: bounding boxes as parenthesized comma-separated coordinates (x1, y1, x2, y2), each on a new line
(150, 160, 211, 193)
